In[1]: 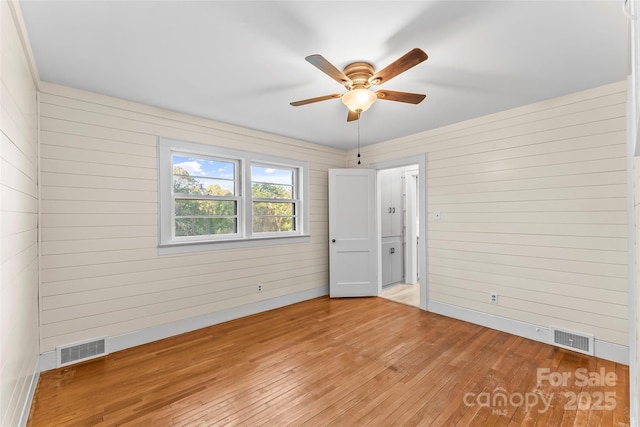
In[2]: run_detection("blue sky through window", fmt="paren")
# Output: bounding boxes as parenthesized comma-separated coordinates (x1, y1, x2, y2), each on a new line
(173, 155, 294, 192)
(173, 155, 235, 180)
(251, 166, 293, 185)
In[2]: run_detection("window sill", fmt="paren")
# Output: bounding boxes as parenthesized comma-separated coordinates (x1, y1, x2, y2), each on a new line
(158, 234, 311, 255)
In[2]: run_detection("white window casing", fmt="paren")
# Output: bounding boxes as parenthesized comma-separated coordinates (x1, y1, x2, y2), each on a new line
(158, 137, 310, 254)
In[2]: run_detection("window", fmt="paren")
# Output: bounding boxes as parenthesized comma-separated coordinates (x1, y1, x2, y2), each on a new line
(251, 164, 297, 234)
(172, 154, 240, 239)
(159, 137, 309, 252)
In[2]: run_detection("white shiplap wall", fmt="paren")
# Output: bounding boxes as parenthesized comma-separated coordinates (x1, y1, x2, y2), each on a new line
(38, 82, 345, 353)
(0, 1, 40, 425)
(352, 81, 628, 346)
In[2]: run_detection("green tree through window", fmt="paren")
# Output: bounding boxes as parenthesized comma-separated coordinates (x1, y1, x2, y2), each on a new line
(251, 165, 296, 233)
(252, 182, 295, 232)
(173, 165, 238, 237)
(159, 138, 308, 248)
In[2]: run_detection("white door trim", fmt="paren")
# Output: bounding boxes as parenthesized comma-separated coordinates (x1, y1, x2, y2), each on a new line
(369, 154, 428, 310)
(404, 168, 419, 285)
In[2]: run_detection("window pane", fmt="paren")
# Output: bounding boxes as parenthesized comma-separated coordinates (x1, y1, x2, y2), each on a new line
(251, 183, 293, 199)
(253, 202, 295, 232)
(251, 165, 293, 185)
(175, 218, 237, 236)
(175, 200, 236, 216)
(253, 202, 293, 216)
(173, 155, 235, 196)
(253, 217, 295, 233)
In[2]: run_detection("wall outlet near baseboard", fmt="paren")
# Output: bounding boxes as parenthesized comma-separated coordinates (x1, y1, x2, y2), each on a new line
(489, 292, 498, 304)
(257, 284, 263, 293)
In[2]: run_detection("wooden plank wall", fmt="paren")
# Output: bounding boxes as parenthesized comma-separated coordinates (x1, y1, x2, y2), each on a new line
(38, 82, 345, 353)
(0, 1, 40, 425)
(351, 81, 628, 346)
(37, 78, 630, 355)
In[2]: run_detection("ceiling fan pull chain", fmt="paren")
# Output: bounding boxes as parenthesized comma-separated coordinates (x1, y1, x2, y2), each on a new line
(357, 114, 361, 165)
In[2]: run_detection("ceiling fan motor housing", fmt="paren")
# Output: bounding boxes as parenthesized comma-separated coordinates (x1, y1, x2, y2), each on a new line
(343, 62, 375, 89)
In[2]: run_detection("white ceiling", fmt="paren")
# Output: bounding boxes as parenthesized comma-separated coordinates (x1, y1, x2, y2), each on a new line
(20, 1, 628, 150)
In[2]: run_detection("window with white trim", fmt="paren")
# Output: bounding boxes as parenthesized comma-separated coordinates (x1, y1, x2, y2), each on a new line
(251, 164, 298, 234)
(158, 137, 309, 252)
(172, 154, 240, 240)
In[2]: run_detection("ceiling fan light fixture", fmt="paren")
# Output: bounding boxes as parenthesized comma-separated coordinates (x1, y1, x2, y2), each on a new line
(291, 49, 428, 121)
(341, 88, 377, 113)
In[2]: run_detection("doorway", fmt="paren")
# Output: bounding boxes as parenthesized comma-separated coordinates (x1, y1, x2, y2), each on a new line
(371, 154, 427, 310)
(378, 165, 419, 307)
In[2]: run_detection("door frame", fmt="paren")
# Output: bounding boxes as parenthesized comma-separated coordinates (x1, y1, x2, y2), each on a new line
(404, 168, 419, 285)
(370, 154, 428, 310)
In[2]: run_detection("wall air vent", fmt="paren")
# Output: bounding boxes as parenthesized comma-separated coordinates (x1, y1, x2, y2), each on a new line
(56, 337, 108, 367)
(550, 327, 594, 356)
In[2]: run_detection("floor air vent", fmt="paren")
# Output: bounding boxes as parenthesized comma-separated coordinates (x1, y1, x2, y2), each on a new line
(56, 337, 108, 367)
(550, 327, 594, 356)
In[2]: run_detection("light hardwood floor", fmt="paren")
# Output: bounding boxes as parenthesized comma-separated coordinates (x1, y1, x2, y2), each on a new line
(380, 283, 420, 308)
(28, 297, 629, 426)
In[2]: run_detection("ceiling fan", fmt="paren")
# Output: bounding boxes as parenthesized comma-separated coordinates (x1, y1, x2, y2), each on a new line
(290, 48, 428, 122)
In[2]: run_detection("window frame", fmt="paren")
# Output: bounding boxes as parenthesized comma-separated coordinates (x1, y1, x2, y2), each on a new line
(250, 162, 299, 237)
(158, 137, 310, 254)
(171, 151, 242, 242)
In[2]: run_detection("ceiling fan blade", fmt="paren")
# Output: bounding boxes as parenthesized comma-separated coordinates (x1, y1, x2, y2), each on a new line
(376, 90, 426, 104)
(347, 110, 360, 122)
(305, 54, 352, 88)
(290, 93, 342, 106)
(370, 48, 428, 85)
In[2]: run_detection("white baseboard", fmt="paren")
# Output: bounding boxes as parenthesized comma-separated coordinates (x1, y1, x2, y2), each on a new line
(18, 362, 40, 427)
(39, 286, 328, 372)
(428, 300, 629, 365)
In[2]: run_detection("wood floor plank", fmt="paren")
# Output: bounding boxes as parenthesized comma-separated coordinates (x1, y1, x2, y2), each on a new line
(27, 296, 630, 426)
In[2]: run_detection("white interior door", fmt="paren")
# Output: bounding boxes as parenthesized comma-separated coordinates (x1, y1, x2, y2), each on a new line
(329, 169, 378, 297)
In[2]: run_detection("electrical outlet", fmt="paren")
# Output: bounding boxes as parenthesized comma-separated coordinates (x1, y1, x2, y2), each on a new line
(489, 292, 498, 304)
(257, 284, 263, 293)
